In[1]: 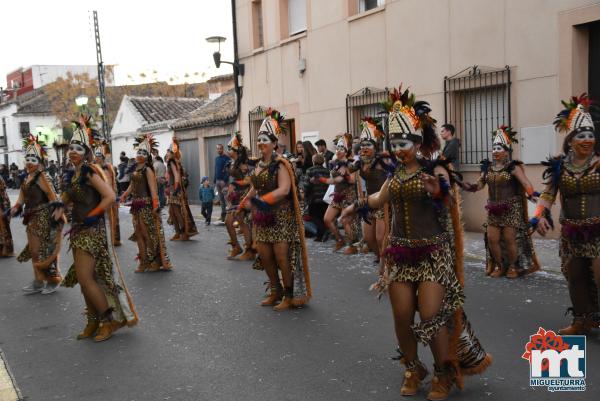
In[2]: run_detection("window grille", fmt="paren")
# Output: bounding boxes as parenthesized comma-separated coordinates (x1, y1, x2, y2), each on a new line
(444, 66, 511, 165)
(346, 87, 389, 138)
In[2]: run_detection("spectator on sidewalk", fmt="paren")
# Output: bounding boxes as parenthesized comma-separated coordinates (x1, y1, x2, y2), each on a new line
(304, 154, 330, 241)
(117, 153, 131, 195)
(214, 144, 230, 222)
(153, 152, 167, 207)
(315, 139, 334, 164)
(199, 176, 215, 225)
(441, 123, 460, 166)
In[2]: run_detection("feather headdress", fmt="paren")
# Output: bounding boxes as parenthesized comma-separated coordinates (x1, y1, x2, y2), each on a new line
(359, 117, 384, 145)
(228, 131, 244, 151)
(93, 138, 111, 159)
(22, 134, 47, 161)
(334, 132, 353, 152)
(134, 133, 158, 156)
(553, 94, 595, 135)
(382, 84, 439, 157)
(258, 108, 286, 140)
(168, 136, 181, 160)
(70, 113, 98, 150)
(492, 125, 518, 150)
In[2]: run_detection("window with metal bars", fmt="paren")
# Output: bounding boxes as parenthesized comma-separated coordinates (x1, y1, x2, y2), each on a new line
(19, 121, 30, 139)
(346, 87, 389, 139)
(444, 66, 511, 165)
(248, 106, 266, 157)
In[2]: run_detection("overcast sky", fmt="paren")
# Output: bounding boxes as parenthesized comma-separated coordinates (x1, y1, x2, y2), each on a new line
(0, 0, 234, 87)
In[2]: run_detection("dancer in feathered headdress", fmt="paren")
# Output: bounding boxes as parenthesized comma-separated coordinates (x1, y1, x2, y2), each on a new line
(223, 131, 255, 260)
(238, 107, 311, 310)
(9, 134, 64, 293)
(93, 139, 121, 246)
(343, 84, 492, 399)
(532, 93, 600, 335)
(462, 125, 541, 278)
(120, 134, 172, 272)
(62, 112, 138, 341)
(347, 116, 390, 262)
(165, 136, 198, 241)
(0, 174, 13, 257)
(319, 131, 359, 254)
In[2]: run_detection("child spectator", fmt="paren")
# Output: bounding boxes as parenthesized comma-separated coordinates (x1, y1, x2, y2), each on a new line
(199, 176, 215, 225)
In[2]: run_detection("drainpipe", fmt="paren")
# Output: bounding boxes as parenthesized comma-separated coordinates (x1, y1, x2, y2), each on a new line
(231, 0, 242, 124)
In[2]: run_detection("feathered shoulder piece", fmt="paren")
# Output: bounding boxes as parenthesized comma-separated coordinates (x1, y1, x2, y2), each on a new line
(553, 94, 596, 134)
(505, 159, 523, 173)
(542, 156, 564, 188)
(480, 159, 492, 177)
(247, 157, 259, 167)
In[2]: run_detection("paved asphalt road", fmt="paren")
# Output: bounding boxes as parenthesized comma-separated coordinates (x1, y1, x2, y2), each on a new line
(0, 204, 598, 401)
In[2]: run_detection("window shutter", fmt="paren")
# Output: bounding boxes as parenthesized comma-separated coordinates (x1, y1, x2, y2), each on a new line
(288, 0, 307, 36)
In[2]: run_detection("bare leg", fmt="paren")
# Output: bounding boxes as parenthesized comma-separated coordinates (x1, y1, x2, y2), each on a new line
(74, 249, 109, 314)
(239, 218, 252, 249)
(566, 258, 591, 315)
(27, 232, 45, 282)
(273, 242, 292, 289)
(225, 213, 239, 247)
(362, 221, 377, 253)
(324, 206, 342, 243)
(389, 281, 418, 362)
(418, 281, 448, 366)
(256, 242, 279, 287)
(501, 227, 518, 266)
(486, 226, 502, 267)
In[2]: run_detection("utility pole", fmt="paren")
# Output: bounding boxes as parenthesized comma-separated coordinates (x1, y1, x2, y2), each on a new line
(93, 10, 110, 143)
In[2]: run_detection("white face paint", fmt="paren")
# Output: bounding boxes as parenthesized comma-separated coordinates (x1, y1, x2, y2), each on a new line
(360, 141, 375, 150)
(574, 131, 596, 141)
(257, 134, 271, 145)
(390, 139, 414, 152)
(25, 156, 39, 165)
(492, 144, 505, 154)
(336, 145, 347, 152)
(136, 149, 148, 158)
(68, 144, 86, 156)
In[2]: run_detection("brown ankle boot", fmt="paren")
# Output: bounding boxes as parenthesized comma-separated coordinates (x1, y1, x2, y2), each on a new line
(273, 289, 293, 311)
(227, 244, 243, 260)
(170, 234, 181, 241)
(490, 266, 507, 278)
(427, 363, 458, 401)
(343, 245, 358, 255)
(238, 248, 256, 261)
(334, 240, 345, 251)
(485, 262, 495, 276)
(559, 315, 590, 335)
(505, 266, 524, 279)
(77, 313, 98, 340)
(585, 313, 600, 330)
(400, 359, 428, 396)
(260, 286, 283, 306)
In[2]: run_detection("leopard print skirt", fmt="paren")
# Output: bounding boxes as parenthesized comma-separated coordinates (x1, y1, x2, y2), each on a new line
(385, 233, 465, 345)
(17, 206, 62, 282)
(130, 201, 172, 269)
(254, 201, 299, 243)
(330, 186, 357, 210)
(63, 220, 128, 322)
(486, 196, 523, 228)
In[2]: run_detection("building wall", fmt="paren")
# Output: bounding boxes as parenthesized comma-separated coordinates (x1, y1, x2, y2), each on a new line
(234, 0, 600, 236)
(175, 123, 236, 180)
(110, 97, 146, 158)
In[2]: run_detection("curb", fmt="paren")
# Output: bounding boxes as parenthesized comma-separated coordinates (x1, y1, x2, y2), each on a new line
(0, 349, 22, 401)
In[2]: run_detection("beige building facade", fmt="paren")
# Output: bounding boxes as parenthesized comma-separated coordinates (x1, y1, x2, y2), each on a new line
(233, 0, 600, 235)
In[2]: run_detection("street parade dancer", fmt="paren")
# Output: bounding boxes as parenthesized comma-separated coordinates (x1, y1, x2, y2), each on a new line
(120, 134, 172, 272)
(342, 87, 491, 400)
(94, 140, 122, 246)
(11, 135, 63, 294)
(0, 175, 14, 257)
(532, 94, 600, 334)
(61, 115, 138, 341)
(166, 137, 198, 241)
(224, 131, 256, 261)
(321, 133, 358, 254)
(239, 108, 311, 310)
(462, 126, 540, 278)
(351, 117, 388, 263)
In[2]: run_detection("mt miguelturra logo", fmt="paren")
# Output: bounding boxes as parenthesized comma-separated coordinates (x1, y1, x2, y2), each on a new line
(522, 327, 586, 392)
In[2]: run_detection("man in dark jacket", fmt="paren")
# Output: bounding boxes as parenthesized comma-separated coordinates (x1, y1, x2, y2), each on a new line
(315, 139, 334, 164)
(305, 154, 330, 241)
(441, 123, 460, 167)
